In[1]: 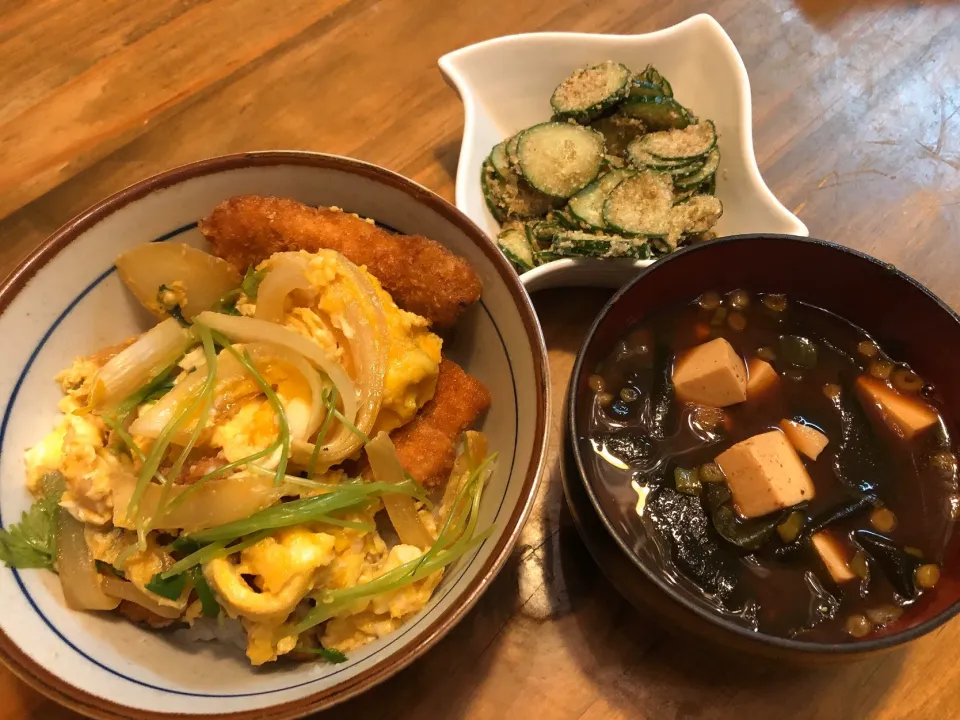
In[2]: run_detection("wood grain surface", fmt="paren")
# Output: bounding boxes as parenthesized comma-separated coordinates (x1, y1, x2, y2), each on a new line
(2, 0, 960, 718)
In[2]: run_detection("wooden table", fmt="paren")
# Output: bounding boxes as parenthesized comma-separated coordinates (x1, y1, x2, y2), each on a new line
(2, 0, 960, 717)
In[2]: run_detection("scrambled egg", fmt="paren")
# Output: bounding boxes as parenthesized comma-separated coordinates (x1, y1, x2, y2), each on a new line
(25, 357, 121, 525)
(240, 251, 442, 435)
(204, 527, 337, 664)
(84, 527, 183, 607)
(321, 544, 443, 652)
(23, 247, 454, 666)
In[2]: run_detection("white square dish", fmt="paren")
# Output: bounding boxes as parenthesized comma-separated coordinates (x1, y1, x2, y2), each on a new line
(439, 14, 808, 292)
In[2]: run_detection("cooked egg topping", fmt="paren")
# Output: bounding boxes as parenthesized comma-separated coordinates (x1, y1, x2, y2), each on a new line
(17, 245, 487, 668)
(205, 528, 337, 623)
(321, 544, 443, 652)
(240, 251, 442, 435)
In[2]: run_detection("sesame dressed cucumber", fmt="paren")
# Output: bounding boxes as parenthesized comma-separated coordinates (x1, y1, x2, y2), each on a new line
(479, 61, 721, 271)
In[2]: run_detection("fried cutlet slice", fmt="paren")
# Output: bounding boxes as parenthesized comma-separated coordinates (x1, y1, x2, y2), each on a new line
(199, 195, 483, 329)
(389, 358, 491, 489)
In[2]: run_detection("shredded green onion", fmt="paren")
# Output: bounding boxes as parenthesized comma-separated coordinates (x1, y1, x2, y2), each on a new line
(159, 530, 273, 580)
(247, 463, 348, 492)
(308, 386, 339, 478)
(290, 449, 497, 635)
(127, 367, 215, 537)
(157, 325, 218, 519)
(207, 328, 290, 486)
(102, 415, 147, 464)
(186, 480, 427, 544)
(292, 527, 493, 635)
(114, 361, 181, 420)
(414, 453, 495, 576)
(330, 404, 369, 444)
(190, 566, 221, 617)
(311, 516, 377, 532)
(163, 440, 282, 515)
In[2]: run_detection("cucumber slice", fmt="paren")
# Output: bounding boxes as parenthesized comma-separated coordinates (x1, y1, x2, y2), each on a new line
(506, 134, 522, 169)
(489, 141, 511, 180)
(602, 170, 675, 237)
(638, 65, 673, 97)
(550, 61, 632, 121)
(591, 114, 647, 157)
(516, 122, 605, 199)
(699, 175, 717, 196)
(548, 207, 582, 230)
(528, 219, 563, 248)
(672, 195, 723, 234)
(674, 147, 720, 189)
(629, 80, 667, 102)
(497, 222, 536, 271)
(634, 121, 717, 160)
(481, 161, 510, 223)
(628, 145, 702, 176)
(553, 230, 652, 259)
(620, 96, 689, 130)
(627, 140, 698, 171)
(568, 169, 633, 230)
(481, 159, 559, 221)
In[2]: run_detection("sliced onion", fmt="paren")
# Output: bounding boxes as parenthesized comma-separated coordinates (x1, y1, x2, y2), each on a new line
(255, 255, 315, 324)
(129, 365, 211, 438)
(91, 318, 192, 409)
(116, 243, 241, 320)
(100, 575, 183, 619)
(57, 507, 119, 611)
(292, 255, 389, 469)
(245, 343, 324, 440)
(194, 311, 358, 429)
(366, 432, 433, 549)
(112, 471, 286, 533)
(440, 431, 489, 525)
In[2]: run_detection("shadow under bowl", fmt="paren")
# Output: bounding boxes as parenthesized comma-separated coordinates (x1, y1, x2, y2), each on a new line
(565, 233, 960, 662)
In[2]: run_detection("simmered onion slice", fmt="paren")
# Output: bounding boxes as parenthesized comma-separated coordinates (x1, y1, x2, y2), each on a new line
(116, 243, 241, 320)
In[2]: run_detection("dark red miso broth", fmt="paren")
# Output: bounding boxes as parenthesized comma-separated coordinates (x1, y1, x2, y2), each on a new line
(577, 289, 960, 642)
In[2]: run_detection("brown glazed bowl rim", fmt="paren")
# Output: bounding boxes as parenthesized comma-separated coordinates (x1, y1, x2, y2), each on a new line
(567, 233, 960, 656)
(0, 151, 550, 719)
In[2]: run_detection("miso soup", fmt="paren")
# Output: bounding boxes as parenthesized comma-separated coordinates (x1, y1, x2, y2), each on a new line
(580, 289, 959, 642)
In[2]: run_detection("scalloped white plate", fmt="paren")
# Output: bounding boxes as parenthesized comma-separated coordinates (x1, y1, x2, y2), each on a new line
(439, 14, 808, 293)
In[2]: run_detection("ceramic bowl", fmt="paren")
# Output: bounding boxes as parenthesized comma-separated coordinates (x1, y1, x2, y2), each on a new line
(566, 234, 960, 662)
(0, 152, 550, 718)
(439, 14, 808, 293)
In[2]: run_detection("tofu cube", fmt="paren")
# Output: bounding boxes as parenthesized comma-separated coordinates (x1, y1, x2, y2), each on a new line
(779, 419, 829, 460)
(715, 430, 815, 518)
(856, 376, 939, 440)
(746, 357, 779, 400)
(673, 338, 747, 408)
(811, 532, 856, 583)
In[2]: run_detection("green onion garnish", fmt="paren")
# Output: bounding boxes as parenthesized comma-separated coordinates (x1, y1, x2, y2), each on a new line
(145, 570, 188, 600)
(185, 480, 426, 544)
(302, 647, 347, 664)
(414, 453, 495, 576)
(292, 527, 493, 635)
(159, 530, 273, 580)
(156, 325, 218, 518)
(207, 329, 290, 487)
(190, 566, 221, 617)
(308, 386, 339, 478)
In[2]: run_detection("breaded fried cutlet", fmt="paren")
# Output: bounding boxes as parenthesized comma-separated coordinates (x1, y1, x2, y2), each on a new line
(389, 358, 491, 489)
(199, 195, 483, 329)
